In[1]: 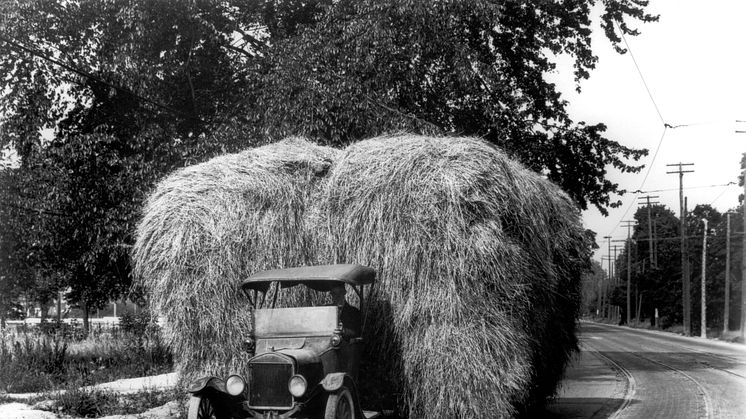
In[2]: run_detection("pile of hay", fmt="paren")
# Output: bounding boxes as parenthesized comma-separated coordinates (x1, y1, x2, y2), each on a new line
(132, 137, 337, 378)
(132, 134, 589, 417)
(321, 135, 588, 416)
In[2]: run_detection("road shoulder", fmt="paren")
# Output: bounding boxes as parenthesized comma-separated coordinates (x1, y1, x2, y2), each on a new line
(545, 342, 629, 418)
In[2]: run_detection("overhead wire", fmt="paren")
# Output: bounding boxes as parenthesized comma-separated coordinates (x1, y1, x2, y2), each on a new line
(603, 23, 720, 239)
(617, 21, 665, 126)
(603, 20, 675, 239)
(633, 182, 737, 194)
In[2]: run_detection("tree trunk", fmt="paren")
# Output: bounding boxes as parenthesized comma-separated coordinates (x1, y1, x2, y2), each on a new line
(82, 300, 90, 336)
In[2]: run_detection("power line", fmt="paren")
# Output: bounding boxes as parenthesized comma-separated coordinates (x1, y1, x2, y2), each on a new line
(616, 21, 665, 125)
(709, 185, 734, 207)
(632, 182, 737, 194)
(636, 125, 667, 190)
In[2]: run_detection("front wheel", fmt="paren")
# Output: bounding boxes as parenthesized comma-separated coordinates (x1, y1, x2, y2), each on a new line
(188, 395, 219, 419)
(324, 386, 356, 419)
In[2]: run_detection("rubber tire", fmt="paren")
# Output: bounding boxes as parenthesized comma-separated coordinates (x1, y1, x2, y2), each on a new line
(324, 386, 356, 419)
(188, 395, 219, 419)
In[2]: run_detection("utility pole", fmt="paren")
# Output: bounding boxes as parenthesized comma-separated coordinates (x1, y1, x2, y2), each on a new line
(601, 236, 612, 316)
(724, 212, 732, 334)
(653, 213, 659, 268)
(741, 151, 746, 340)
(622, 220, 636, 325)
(701, 218, 708, 338)
(667, 162, 695, 336)
(685, 196, 691, 335)
(612, 245, 621, 322)
(639, 195, 659, 270)
(734, 126, 745, 340)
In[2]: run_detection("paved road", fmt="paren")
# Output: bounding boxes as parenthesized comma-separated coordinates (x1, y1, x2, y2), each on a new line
(550, 322, 746, 418)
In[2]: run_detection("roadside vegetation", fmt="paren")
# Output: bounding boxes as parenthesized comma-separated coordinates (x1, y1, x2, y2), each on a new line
(0, 312, 172, 394)
(54, 386, 186, 418)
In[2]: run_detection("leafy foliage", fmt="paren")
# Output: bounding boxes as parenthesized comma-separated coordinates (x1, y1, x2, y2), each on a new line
(609, 204, 744, 331)
(244, 0, 655, 212)
(1, 1, 658, 329)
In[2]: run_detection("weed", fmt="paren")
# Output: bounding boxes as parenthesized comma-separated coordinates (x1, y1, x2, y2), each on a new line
(0, 323, 173, 393)
(52, 386, 185, 418)
(55, 386, 118, 417)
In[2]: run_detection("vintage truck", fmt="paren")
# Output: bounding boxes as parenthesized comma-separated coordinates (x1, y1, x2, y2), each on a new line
(186, 264, 381, 419)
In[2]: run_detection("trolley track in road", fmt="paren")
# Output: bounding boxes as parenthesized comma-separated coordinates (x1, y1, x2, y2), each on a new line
(580, 341, 637, 419)
(598, 323, 746, 381)
(623, 349, 714, 419)
(587, 323, 716, 419)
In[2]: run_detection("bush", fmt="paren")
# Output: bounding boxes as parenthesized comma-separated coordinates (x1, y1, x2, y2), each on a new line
(56, 387, 119, 417)
(119, 311, 151, 337)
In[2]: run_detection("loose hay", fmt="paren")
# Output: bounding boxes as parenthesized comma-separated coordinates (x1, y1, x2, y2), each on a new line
(133, 134, 589, 417)
(320, 135, 589, 416)
(132, 137, 337, 380)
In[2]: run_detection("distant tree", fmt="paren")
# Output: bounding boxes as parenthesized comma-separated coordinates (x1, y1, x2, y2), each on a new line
(614, 204, 681, 327)
(581, 260, 605, 315)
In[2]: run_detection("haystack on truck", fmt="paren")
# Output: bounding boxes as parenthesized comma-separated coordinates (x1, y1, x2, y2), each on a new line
(133, 135, 589, 418)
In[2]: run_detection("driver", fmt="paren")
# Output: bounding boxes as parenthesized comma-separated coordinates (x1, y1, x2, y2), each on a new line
(329, 283, 362, 338)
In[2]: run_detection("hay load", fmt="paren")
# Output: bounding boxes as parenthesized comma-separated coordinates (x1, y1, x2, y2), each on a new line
(132, 133, 589, 417)
(132, 137, 337, 379)
(321, 135, 589, 416)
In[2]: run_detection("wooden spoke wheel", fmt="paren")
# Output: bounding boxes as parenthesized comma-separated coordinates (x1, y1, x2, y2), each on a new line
(324, 386, 356, 419)
(188, 395, 219, 419)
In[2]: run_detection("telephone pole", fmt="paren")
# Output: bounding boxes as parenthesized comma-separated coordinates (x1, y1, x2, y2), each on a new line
(667, 162, 694, 336)
(639, 195, 660, 269)
(724, 212, 732, 333)
(622, 220, 636, 325)
(741, 152, 746, 340)
(701, 218, 708, 338)
(603, 235, 612, 318)
(735, 128, 745, 340)
(612, 245, 621, 322)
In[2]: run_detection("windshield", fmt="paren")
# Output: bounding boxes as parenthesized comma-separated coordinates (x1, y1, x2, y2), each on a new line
(254, 306, 339, 338)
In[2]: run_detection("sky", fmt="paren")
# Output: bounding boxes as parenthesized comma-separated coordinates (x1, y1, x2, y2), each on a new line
(548, 0, 746, 266)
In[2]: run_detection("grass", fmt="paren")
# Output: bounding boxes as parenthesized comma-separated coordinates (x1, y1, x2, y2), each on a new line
(53, 386, 187, 418)
(0, 315, 172, 393)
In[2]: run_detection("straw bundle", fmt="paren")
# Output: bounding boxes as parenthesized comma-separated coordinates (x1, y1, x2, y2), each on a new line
(321, 135, 588, 416)
(132, 133, 588, 417)
(132, 137, 337, 379)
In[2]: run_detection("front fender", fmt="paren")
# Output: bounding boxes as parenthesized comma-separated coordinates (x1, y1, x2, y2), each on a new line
(186, 376, 227, 395)
(320, 372, 349, 392)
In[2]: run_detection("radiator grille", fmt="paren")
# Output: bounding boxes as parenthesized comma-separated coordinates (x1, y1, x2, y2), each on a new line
(248, 362, 293, 408)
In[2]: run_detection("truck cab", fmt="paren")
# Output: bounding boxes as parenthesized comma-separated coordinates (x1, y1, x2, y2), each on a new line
(186, 264, 379, 419)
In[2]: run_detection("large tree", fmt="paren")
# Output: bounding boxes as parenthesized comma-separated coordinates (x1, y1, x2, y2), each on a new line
(1, 0, 657, 329)
(0, 0, 263, 330)
(245, 0, 656, 213)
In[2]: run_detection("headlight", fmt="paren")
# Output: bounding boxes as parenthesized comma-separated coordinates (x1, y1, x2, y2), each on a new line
(330, 333, 342, 347)
(226, 375, 245, 396)
(288, 374, 307, 397)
